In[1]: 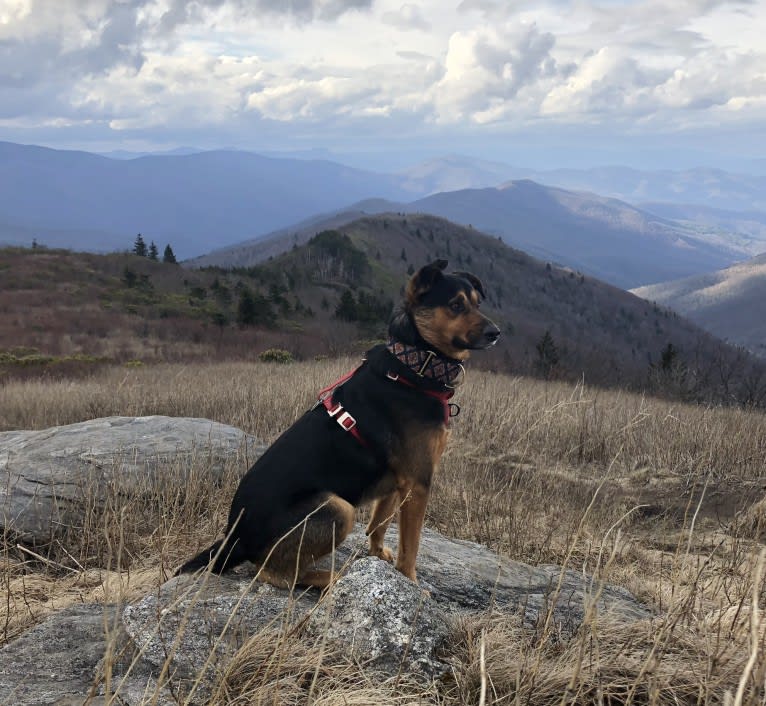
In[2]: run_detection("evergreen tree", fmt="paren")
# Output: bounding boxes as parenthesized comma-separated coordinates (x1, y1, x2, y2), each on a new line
(162, 244, 177, 264)
(237, 287, 276, 327)
(237, 288, 258, 326)
(122, 267, 137, 288)
(535, 330, 559, 379)
(133, 233, 147, 257)
(334, 290, 358, 321)
(148, 241, 159, 261)
(660, 342, 677, 372)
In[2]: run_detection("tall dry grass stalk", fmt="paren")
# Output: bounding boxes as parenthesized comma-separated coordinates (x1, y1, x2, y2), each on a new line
(2, 360, 766, 703)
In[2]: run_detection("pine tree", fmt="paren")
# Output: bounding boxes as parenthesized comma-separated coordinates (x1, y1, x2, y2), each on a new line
(237, 288, 258, 326)
(535, 330, 560, 379)
(162, 244, 177, 264)
(148, 241, 159, 261)
(133, 233, 147, 257)
(334, 290, 358, 321)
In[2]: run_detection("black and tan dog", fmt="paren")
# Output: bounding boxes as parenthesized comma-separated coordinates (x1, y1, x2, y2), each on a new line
(177, 260, 500, 588)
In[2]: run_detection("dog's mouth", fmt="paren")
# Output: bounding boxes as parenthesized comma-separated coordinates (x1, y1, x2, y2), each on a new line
(455, 326, 501, 351)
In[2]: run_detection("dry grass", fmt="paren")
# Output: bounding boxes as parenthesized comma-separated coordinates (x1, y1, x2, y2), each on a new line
(2, 359, 766, 704)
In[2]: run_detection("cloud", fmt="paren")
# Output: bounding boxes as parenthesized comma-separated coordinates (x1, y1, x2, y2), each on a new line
(432, 23, 561, 123)
(0, 0, 765, 153)
(382, 3, 430, 31)
(155, 0, 374, 30)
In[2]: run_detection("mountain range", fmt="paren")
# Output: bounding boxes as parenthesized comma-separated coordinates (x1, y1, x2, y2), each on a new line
(190, 181, 751, 289)
(632, 252, 766, 358)
(2, 141, 765, 290)
(0, 141, 411, 258)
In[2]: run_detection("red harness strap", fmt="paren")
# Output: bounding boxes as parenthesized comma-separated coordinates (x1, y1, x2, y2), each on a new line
(316, 366, 369, 447)
(315, 365, 455, 449)
(383, 371, 454, 425)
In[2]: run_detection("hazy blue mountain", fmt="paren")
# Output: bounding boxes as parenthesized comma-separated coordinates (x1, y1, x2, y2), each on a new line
(639, 202, 766, 256)
(3, 140, 762, 287)
(527, 166, 766, 213)
(402, 157, 766, 213)
(99, 146, 206, 159)
(190, 181, 747, 289)
(0, 142, 414, 258)
(632, 252, 766, 358)
(402, 182, 748, 288)
(397, 154, 522, 194)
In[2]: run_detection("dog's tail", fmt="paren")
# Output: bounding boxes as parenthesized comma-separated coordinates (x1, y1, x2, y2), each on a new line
(175, 538, 246, 576)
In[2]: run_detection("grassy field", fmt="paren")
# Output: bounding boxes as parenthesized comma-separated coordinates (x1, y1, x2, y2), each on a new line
(2, 359, 766, 704)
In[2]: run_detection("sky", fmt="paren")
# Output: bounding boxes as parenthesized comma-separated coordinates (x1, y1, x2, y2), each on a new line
(1, 0, 765, 170)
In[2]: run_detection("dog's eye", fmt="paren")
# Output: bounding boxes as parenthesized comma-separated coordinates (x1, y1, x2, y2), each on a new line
(450, 300, 465, 313)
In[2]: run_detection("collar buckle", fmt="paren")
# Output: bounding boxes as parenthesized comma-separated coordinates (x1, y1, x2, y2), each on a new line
(416, 350, 436, 377)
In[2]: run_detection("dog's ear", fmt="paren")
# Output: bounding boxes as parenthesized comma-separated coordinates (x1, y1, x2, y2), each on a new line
(453, 271, 486, 300)
(406, 260, 448, 306)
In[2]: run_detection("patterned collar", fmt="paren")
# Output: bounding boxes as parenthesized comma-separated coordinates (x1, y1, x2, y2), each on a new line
(386, 339, 465, 388)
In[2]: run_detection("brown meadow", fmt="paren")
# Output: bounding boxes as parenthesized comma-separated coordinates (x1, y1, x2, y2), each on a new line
(2, 359, 766, 704)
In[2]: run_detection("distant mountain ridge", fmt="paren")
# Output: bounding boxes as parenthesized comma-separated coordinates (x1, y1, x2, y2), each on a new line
(2, 140, 764, 287)
(190, 181, 746, 289)
(0, 141, 414, 259)
(631, 252, 766, 358)
(400, 158, 766, 214)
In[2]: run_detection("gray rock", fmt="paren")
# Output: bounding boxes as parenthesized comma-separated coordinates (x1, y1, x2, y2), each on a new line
(0, 605, 109, 705)
(0, 604, 175, 706)
(328, 525, 651, 627)
(0, 416, 263, 544)
(119, 525, 651, 700)
(0, 526, 652, 705)
(305, 557, 451, 677)
(122, 573, 314, 685)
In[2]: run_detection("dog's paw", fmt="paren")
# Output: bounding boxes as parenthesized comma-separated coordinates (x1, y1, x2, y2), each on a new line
(369, 545, 395, 563)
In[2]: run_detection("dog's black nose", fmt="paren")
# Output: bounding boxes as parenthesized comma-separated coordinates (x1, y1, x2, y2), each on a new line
(484, 325, 501, 345)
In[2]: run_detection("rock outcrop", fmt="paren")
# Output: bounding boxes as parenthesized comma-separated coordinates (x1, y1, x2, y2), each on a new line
(1, 523, 652, 705)
(0, 417, 653, 705)
(0, 416, 263, 543)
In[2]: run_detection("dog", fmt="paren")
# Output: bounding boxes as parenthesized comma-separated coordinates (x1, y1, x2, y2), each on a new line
(177, 259, 500, 588)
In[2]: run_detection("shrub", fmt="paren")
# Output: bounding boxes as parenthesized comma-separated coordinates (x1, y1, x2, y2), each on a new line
(258, 348, 294, 364)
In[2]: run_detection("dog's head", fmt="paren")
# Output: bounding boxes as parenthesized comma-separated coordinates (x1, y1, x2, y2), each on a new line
(400, 259, 500, 361)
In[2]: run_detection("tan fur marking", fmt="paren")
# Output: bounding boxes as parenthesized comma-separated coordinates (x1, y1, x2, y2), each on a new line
(385, 425, 449, 583)
(367, 491, 399, 562)
(413, 304, 489, 361)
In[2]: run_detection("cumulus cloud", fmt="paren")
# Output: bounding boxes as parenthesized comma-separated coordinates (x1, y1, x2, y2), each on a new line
(155, 0, 374, 31)
(382, 3, 430, 31)
(0, 0, 765, 149)
(432, 23, 561, 123)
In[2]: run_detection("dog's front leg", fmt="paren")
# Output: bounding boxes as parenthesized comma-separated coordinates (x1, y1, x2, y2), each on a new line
(367, 492, 398, 563)
(395, 481, 430, 583)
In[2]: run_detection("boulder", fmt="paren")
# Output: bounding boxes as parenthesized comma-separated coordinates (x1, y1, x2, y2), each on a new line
(118, 525, 651, 702)
(305, 556, 451, 677)
(0, 416, 263, 543)
(0, 604, 176, 706)
(0, 525, 652, 705)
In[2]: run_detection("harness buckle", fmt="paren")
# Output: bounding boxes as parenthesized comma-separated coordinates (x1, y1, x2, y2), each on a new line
(386, 371, 399, 382)
(336, 411, 357, 430)
(326, 402, 357, 431)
